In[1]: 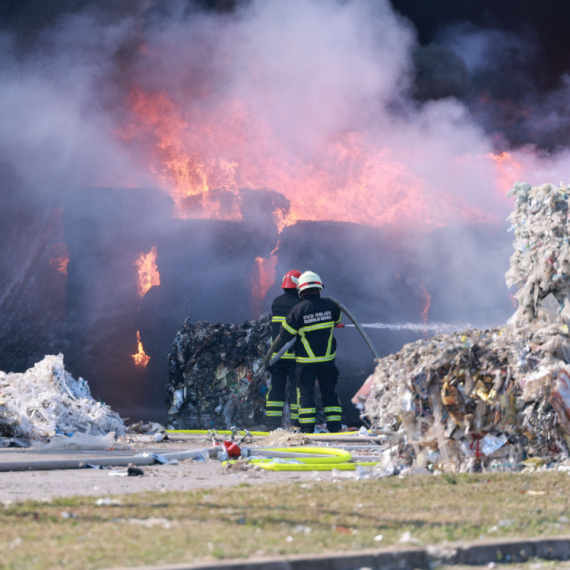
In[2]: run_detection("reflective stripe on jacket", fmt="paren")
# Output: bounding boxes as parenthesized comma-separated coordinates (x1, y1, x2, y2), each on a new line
(271, 290, 301, 359)
(280, 294, 341, 363)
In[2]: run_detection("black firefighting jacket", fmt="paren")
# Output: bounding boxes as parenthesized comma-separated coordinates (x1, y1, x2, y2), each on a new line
(271, 289, 301, 360)
(279, 293, 342, 363)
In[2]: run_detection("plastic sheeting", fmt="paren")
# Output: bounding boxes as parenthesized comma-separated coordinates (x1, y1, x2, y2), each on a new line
(0, 354, 125, 440)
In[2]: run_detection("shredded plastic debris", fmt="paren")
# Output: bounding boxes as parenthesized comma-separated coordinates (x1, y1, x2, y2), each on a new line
(363, 182, 570, 473)
(166, 315, 271, 429)
(0, 354, 125, 441)
(507, 183, 570, 324)
(258, 429, 311, 447)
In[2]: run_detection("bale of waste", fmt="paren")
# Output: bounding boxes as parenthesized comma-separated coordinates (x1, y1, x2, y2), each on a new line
(363, 182, 570, 474)
(0, 354, 125, 442)
(364, 323, 570, 472)
(166, 315, 271, 430)
(507, 182, 570, 324)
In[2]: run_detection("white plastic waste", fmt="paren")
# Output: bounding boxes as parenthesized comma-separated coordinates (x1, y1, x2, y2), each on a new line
(0, 354, 125, 440)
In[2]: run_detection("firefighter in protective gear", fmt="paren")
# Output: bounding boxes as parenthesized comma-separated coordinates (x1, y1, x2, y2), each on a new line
(269, 271, 343, 433)
(264, 269, 303, 430)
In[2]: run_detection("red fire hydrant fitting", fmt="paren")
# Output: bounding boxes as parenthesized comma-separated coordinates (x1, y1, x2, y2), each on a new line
(223, 440, 241, 458)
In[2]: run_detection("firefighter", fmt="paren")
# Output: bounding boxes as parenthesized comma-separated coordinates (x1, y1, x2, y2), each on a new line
(265, 269, 303, 430)
(266, 271, 343, 433)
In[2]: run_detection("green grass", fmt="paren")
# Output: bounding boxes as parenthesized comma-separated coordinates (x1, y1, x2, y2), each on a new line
(1, 471, 570, 569)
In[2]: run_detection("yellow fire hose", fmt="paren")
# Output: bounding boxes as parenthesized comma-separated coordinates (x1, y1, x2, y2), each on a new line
(224, 446, 379, 472)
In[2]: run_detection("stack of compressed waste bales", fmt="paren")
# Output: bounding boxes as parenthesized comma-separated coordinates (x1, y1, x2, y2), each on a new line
(0, 354, 125, 443)
(364, 183, 570, 473)
(506, 183, 570, 324)
(166, 315, 271, 430)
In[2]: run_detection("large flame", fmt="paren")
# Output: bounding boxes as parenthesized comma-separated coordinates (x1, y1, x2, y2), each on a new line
(134, 246, 161, 298)
(132, 331, 150, 368)
(120, 88, 512, 230)
(250, 252, 279, 318)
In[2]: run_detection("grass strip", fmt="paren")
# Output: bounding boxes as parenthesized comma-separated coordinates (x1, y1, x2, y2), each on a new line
(1, 471, 570, 569)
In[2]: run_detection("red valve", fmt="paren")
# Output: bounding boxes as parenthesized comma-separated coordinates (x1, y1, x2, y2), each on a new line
(223, 440, 241, 458)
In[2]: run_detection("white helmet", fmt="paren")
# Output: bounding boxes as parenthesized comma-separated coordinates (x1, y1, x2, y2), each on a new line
(297, 271, 324, 294)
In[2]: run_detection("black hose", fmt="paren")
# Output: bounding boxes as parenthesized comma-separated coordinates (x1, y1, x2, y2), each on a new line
(326, 296, 380, 360)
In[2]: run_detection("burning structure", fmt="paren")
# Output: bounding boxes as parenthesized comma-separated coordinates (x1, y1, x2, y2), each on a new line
(3, 0, 569, 424)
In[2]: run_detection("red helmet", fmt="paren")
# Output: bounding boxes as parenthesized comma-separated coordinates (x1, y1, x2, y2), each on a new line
(282, 269, 302, 289)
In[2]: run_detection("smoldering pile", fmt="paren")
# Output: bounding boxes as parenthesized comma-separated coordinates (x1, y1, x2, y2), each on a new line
(0, 354, 125, 443)
(364, 182, 570, 473)
(166, 315, 271, 430)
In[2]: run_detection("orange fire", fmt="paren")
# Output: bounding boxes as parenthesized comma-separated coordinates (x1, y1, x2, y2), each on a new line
(488, 151, 524, 195)
(120, 88, 507, 230)
(134, 246, 161, 298)
(250, 251, 279, 318)
(419, 283, 431, 324)
(48, 243, 69, 275)
(132, 331, 150, 368)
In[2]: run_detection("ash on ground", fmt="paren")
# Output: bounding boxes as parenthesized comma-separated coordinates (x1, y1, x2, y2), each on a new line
(363, 183, 570, 474)
(166, 315, 271, 429)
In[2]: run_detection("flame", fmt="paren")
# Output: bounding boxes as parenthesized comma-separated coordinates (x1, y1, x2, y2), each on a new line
(48, 243, 69, 275)
(132, 331, 150, 368)
(419, 283, 431, 324)
(488, 151, 525, 195)
(134, 246, 161, 298)
(122, 89, 243, 219)
(49, 256, 69, 275)
(120, 88, 505, 230)
(250, 249, 279, 318)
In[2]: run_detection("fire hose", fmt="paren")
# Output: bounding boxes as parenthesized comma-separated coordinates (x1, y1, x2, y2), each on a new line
(325, 296, 380, 360)
(225, 446, 379, 471)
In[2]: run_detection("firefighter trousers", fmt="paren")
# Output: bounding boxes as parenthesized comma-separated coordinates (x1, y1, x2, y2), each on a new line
(296, 360, 342, 433)
(265, 359, 299, 430)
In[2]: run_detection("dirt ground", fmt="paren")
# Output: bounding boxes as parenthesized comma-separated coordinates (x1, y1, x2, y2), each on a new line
(0, 437, 326, 503)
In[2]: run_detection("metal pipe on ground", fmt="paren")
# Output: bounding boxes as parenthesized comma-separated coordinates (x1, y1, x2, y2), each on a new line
(0, 448, 217, 473)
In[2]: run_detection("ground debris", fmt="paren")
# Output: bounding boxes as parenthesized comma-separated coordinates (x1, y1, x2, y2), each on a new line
(364, 182, 570, 474)
(166, 314, 271, 430)
(258, 429, 311, 447)
(223, 457, 256, 472)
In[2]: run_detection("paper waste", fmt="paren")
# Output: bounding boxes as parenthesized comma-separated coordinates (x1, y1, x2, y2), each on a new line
(363, 182, 570, 473)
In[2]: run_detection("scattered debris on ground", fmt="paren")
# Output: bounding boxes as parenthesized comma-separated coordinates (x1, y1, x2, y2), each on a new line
(258, 429, 311, 447)
(166, 315, 271, 430)
(0, 354, 125, 444)
(363, 182, 570, 474)
(125, 421, 167, 443)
